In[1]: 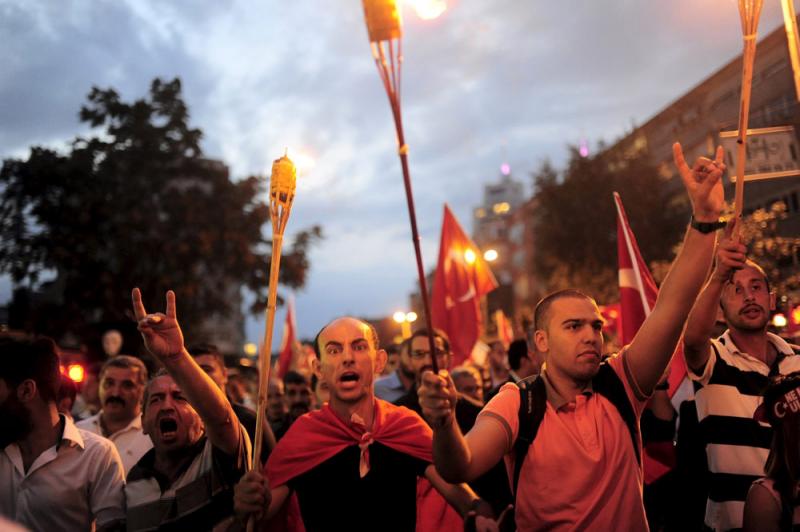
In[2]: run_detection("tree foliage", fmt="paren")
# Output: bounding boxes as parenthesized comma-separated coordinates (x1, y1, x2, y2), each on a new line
(531, 147, 687, 302)
(0, 78, 321, 341)
(739, 201, 800, 300)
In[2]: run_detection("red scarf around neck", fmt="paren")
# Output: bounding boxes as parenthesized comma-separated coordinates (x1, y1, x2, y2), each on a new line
(265, 398, 433, 488)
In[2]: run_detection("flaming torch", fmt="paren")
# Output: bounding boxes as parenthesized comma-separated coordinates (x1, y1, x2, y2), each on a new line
(361, 0, 444, 372)
(733, 0, 764, 225)
(252, 153, 297, 467)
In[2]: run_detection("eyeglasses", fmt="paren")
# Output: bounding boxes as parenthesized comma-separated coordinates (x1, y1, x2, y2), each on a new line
(409, 349, 449, 360)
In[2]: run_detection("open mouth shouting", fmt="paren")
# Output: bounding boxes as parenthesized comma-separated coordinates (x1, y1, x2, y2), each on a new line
(338, 371, 361, 390)
(158, 416, 179, 442)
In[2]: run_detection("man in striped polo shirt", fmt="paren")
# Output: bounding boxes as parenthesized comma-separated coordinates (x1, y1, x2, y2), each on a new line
(125, 289, 251, 531)
(684, 222, 800, 531)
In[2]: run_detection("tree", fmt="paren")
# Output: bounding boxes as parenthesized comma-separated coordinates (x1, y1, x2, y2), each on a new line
(0, 78, 321, 345)
(531, 146, 686, 302)
(739, 201, 800, 301)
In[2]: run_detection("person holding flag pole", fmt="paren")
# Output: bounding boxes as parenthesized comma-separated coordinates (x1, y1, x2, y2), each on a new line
(420, 142, 726, 531)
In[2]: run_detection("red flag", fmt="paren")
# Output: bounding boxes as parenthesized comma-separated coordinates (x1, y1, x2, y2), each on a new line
(494, 309, 513, 349)
(431, 204, 498, 366)
(277, 296, 298, 379)
(614, 192, 687, 483)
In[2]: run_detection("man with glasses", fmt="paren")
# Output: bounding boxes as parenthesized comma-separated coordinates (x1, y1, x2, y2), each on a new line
(395, 329, 512, 518)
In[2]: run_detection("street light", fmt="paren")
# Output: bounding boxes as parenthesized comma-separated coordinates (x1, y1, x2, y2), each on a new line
(393, 310, 418, 339)
(483, 249, 498, 262)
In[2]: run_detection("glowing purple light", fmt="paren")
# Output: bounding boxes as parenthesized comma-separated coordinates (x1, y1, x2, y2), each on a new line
(579, 139, 589, 158)
(500, 163, 510, 175)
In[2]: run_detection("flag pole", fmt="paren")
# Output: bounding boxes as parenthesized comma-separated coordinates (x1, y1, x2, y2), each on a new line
(362, 0, 439, 372)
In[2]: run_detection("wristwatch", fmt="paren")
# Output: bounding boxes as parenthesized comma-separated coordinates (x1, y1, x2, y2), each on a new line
(690, 216, 726, 234)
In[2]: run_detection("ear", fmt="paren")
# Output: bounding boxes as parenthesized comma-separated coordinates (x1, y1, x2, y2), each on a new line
(534, 330, 549, 355)
(374, 349, 388, 376)
(311, 357, 322, 379)
(16, 379, 37, 403)
(141, 413, 149, 435)
(769, 290, 777, 312)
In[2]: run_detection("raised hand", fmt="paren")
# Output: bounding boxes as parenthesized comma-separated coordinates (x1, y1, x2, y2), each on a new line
(673, 143, 726, 222)
(711, 219, 747, 283)
(419, 370, 458, 429)
(131, 288, 185, 361)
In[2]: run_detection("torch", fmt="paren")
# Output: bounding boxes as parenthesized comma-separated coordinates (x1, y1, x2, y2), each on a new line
(362, 0, 442, 373)
(733, 0, 764, 226)
(252, 153, 297, 467)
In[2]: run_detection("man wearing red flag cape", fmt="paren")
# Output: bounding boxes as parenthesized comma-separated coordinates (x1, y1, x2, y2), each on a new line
(421, 143, 726, 531)
(233, 317, 498, 531)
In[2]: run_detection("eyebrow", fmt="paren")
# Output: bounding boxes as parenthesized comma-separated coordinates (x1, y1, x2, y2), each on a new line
(324, 341, 343, 350)
(561, 318, 605, 326)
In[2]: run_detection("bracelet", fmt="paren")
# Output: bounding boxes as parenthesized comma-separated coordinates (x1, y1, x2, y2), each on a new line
(690, 216, 726, 234)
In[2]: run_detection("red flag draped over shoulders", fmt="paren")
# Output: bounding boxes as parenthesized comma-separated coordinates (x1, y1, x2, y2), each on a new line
(265, 399, 433, 488)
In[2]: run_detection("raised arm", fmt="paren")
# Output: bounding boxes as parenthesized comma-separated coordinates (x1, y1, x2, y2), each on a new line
(418, 371, 508, 484)
(625, 143, 725, 395)
(132, 288, 240, 455)
(683, 220, 746, 372)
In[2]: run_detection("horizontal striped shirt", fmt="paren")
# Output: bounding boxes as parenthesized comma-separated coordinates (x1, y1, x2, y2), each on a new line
(125, 425, 250, 531)
(689, 331, 800, 531)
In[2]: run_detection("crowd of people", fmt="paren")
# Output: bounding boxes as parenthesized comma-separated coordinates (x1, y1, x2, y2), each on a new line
(0, 142, 799, 531)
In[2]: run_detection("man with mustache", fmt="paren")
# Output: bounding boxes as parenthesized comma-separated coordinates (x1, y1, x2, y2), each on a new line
(683, 221, 800, 531)
(0, 335, 126, 531)
(77, 355, 152, 473)
(125, 289, 250, 531)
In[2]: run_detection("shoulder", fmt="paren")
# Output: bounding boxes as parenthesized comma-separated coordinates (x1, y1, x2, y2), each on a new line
(79, 427, 118, 455)
(745, 478, 781, 525)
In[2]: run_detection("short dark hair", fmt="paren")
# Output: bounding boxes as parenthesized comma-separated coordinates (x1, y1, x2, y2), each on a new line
(507, 339, 529, 371)
(534, 289, 594, 331)
(0, 335, 61, 403)
(284, 370, 309, 388)
(99, 355, 149, 386)
(312, 318, 380, 359)
(188, 343, 225, 368)
(405, 328, 451, 354)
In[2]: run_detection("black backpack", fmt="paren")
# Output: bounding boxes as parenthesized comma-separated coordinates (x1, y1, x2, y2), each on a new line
(511, 362, 641, 494)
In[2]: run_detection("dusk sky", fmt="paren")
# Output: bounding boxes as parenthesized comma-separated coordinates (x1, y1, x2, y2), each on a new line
(0, 1, 790, 346)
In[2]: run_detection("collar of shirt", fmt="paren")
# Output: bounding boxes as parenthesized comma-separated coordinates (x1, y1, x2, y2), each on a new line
(540, 368, 593, 411)
(719, 330, 796, 366)
(95, 410, 143, 437)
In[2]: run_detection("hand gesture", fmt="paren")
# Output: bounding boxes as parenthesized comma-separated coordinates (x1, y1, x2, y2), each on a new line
(419, 370, 458, 429)
(711, 219, 747, 283)
(673, 143, 725, 222)
(131, 288, 184, 361)
(234, 470, 270, 522)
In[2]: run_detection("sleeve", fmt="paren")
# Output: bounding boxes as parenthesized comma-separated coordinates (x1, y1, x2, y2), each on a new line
(89, 437, 127, 528)
(685, 339, 718, 386)
(477, 382, 521, 454)
(607, 350, 650, 418)
(212, 422, 251, 486)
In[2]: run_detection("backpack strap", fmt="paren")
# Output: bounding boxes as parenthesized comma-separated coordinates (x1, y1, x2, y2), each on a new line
(592, 362, 641, 466)
(513, 375, 546, 494)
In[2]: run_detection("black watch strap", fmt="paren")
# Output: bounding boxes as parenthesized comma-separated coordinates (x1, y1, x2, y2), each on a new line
(690, 216, 726, 234)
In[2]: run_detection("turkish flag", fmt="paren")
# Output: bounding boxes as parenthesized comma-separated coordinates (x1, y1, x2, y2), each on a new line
(431, 204, 498, 366)
(277, 296, 298, 379)
(615, 192, 687, 484)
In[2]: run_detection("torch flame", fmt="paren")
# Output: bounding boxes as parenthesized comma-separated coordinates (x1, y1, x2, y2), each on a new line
(408, 0, 446, 20)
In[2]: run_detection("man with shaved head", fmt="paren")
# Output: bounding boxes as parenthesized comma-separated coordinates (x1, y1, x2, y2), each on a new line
(234, 316, 498, 531)
(420, 142, 727, 530)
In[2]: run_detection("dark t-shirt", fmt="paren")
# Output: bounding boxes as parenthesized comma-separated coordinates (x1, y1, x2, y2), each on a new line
(288, 442, 429, 532)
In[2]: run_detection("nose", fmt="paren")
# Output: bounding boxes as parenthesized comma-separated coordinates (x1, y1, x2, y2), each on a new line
(341, 345, 356, 364)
